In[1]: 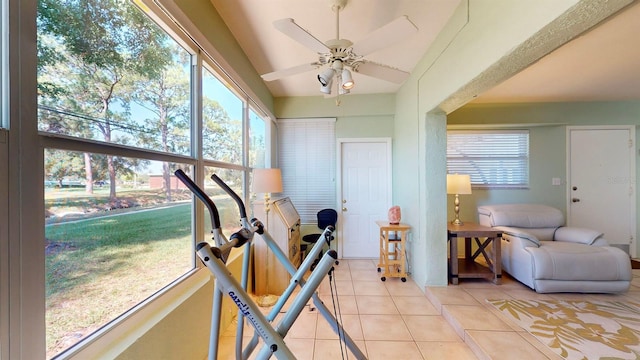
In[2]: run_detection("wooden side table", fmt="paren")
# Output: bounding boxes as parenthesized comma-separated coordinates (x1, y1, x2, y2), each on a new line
(447, 222, 502, 284)
(376, 221, 411, 282)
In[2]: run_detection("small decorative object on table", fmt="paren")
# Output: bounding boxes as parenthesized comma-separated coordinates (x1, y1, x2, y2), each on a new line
(388, 206, 401, 225)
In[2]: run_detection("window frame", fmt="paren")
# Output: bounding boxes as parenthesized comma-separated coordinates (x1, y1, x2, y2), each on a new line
(446, 129, 530, 189)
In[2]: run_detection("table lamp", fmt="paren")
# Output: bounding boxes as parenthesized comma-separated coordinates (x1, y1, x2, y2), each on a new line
(252, 168, 283, 215)
(447, 174, 472, 225)
(251, 168, 284, 306)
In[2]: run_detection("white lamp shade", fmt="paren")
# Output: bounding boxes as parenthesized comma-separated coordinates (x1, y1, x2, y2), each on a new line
(252, 168, 283, 194)
(447, 174, 472, 195)
(317, 67, 335, 86)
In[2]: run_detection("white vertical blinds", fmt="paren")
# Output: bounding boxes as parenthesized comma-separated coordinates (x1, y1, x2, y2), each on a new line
(447, 130, 529, 188)
(277, 118, 336, 223)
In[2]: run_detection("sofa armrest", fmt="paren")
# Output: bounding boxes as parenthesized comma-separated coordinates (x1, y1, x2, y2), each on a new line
(553, 226, 603, 245)
(494, 226, 540, 247)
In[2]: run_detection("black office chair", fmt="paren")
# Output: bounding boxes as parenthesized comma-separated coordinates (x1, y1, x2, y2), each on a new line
(301, 208, 338, 270)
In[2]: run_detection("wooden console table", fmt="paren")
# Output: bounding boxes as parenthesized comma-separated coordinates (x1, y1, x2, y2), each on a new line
(447, 222, 502, 284)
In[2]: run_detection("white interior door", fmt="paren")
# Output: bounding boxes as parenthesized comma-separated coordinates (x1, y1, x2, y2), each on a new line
(338, 139, 391, 259)
(568, 126, 636, 256)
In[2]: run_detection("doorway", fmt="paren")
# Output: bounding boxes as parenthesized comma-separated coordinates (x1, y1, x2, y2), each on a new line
(337, 138, 392, 259)
(567, 126, 636, 256)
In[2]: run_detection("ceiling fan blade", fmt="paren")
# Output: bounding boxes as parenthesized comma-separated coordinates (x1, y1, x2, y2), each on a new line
(351, 16, 418, 56)
(261, 63, 320, 82)
(274, 18, 330, 54)
(356, 61, 409, 84)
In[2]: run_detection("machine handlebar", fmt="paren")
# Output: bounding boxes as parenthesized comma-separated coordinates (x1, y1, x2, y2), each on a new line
(211, 174, 248, 219)
(174, 169, 221, 229)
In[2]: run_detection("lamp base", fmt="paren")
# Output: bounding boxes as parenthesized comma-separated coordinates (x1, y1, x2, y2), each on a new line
(451, 194, 464, 225)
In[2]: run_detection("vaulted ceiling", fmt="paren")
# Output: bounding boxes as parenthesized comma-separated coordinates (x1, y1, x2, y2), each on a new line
(210, 0, 640, 103)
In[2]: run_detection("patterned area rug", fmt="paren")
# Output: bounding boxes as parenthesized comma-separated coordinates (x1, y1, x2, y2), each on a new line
(488, 299, 640, 360)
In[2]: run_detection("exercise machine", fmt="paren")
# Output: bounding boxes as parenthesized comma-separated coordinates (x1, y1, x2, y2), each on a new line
(174, 169, 366, 360)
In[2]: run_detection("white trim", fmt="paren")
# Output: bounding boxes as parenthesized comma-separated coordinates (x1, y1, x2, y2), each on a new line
(566, 125, 636, 256)
(336, 138, 392, 259)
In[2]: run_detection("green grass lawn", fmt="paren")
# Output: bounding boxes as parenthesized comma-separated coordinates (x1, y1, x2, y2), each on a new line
(45, 191, 194, 357)
(44, 186, 242, 357)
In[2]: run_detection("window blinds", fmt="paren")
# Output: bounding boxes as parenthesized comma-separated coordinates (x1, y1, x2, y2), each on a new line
(277, 118, 336, 223)
(447, 130, 529, 188)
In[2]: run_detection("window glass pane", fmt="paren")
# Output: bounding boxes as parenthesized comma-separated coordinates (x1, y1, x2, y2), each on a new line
(249, 108, 267, 168)
(447, 130, 529, 188)
(44, 151, 194, 357)
(202, 68, 243, 164)
(202, 166, 243, 235)
(37, 0, 192, 155)
(199, 167, 244, 262)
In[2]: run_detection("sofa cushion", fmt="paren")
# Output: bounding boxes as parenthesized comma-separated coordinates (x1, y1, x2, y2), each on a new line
(554, 227, 603, 245)
(478, 204, 564, 228)
(527, 241, 632, 281)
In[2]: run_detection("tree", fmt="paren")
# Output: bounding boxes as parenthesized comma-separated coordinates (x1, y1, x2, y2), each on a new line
(202, 98, 242, 164)
(37, 0, 173, 200)
(44, 149, 85, 188)
(127, 52, 190, 201)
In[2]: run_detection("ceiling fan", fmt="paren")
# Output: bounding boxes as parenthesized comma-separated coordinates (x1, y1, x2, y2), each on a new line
(260, 0, 418, 95)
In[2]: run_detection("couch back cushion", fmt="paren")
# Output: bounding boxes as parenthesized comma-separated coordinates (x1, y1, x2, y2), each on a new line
(478, 204, 564, 229)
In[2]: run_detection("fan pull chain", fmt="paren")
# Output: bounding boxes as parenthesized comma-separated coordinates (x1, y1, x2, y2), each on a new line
(328, 266, 348, 360)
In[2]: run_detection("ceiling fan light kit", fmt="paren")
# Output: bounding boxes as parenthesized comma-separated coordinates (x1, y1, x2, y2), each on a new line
(261, 0, 418, 97)
(317, 66, 335, 86)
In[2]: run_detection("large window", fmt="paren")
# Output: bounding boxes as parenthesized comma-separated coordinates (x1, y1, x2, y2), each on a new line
(447, 130, 530, 189)
(36, 0, 269, 357)
(278, 118, 336, 223)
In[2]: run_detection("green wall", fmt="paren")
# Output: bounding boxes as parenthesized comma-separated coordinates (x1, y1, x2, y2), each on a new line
(392, 0, 594, 289)
(274, 94, 395, 119)
(448, 101, 640, 257)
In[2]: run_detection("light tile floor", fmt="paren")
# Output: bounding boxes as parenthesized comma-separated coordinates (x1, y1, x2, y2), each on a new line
(427, 267, 640, 360)
(216, 259, 640, 360)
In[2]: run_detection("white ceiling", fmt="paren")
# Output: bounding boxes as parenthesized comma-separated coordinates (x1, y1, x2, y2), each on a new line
(210, 0, 461, 97)
(210, 0, 640, 103)
(473, 0, 640, 104)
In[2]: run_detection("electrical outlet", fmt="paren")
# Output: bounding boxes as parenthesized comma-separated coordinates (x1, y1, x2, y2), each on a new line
(552, 177, 561, 186)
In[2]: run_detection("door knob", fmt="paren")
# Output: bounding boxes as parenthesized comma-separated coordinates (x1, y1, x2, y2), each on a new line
(572, 198, 580, 202)
(342, 207, 347, 212)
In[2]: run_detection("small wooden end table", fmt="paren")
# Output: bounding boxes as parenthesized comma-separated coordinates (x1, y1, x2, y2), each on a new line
(376, 221, 410, 282)
(447, 222, 502, 285)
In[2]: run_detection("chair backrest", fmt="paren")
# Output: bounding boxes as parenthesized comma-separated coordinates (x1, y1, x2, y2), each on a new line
(317, 208, 338, 230)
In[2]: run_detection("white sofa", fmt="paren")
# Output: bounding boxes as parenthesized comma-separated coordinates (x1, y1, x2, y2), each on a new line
(478, 204, 632, 293)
